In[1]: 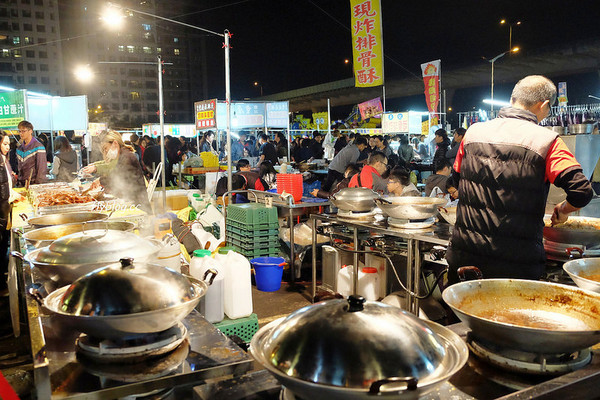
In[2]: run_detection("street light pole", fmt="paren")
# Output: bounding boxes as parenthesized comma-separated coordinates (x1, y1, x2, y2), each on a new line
(487, 47, 519, 113)
(157, 54, 166, 212)
(106, 2, 234, 196)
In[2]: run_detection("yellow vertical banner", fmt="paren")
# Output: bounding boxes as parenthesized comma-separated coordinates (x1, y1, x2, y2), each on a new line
(350, 0, 384, 87)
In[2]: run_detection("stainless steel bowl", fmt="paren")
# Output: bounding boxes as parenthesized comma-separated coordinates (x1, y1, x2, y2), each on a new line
(564, 258, 600, 293)
(44, 258, 209, 339)
(330, 187, 379, 212)
(250, 296, 468, 400)
(24, 212, 109, 229)
(377, 196, 446, 220)
(568, 124, 595, 135)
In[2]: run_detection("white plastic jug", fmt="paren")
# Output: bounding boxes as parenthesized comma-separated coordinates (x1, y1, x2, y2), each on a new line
(336, 265, 354, 298)
(215, 249, 253, 319)
(187, 190, 202, 208)
(156, 234, 182, 273)
(190, 249, 224, 323)
(358, 267, 379, 301)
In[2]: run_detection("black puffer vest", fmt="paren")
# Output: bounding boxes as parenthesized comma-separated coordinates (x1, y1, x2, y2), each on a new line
(446, 107, 558, 280)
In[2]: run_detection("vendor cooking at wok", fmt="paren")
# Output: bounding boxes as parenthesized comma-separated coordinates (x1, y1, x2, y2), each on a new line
(80, 130, 152, 213)
(446, 75, 593, 282)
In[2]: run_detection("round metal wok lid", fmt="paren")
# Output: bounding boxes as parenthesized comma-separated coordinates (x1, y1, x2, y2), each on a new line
(251, 296, 467, 391)
(30, 229, 161, 265)
(330, 187, 379, 212)
(58, 258, 199, 316)
(376, 196, 446, 220)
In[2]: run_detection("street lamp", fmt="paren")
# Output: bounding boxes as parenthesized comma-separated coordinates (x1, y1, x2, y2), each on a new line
(104, 3, 235, 196)
(486, 47, 520, 113)
(253, 81, 263, 96)
(500, 19, 521, 52)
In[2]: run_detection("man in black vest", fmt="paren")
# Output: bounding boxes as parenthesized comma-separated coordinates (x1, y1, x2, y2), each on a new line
(446, 75, 593, 282)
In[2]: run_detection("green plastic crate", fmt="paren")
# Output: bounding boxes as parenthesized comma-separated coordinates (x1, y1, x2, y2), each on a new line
(231, 245, 279, 258)
(214, 313, 259, 343)
(226, 223, 279, 237)
(226, 203, 278, 229)
(226, 234, 279, 248)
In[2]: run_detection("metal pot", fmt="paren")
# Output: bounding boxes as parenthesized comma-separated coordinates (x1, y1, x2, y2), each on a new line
(330, 187, 379, 212)
(438, 205, 457, 225)
(18, 229, 162, 283)
(563, 257, 600, 293)
(568, 124, 595, 135)
(21, 212, 109, 229)
(21, 220, 135, 248)
(543, 215, 600, 247)
(376, 196, 446, 220)
(442, 279, 600, 353)
(545, 126, 567, 135)
(43, 258, 210, 339)
(250, 296, 468, 400)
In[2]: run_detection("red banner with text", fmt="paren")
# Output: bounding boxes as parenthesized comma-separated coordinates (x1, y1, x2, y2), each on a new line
(420, 60, 440, 115)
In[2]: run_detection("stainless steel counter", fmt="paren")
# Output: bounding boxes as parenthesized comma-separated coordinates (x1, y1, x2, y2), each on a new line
(15, 236, 253, 399)
(310, 212, 453, 314)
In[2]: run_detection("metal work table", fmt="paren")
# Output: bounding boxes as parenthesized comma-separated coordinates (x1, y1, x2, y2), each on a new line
(14, 236, 253, 400)
(310, 212, 452, 314)
(225, 189, 330, 283)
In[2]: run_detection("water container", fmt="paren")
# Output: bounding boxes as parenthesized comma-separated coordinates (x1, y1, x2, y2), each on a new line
(336, 265, 354, 297)
(215, 249, 253, 319)
(156, 234, 182, 273)
(190, 249, 224, 323)
(187, 190, 202, 207)
(358, 267, 379, 301)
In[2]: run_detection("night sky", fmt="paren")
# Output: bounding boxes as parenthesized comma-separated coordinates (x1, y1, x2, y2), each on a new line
(171, 0, 600, 114)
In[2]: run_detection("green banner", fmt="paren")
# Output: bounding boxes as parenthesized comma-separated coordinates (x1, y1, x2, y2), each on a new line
(0, 90, 27, 129)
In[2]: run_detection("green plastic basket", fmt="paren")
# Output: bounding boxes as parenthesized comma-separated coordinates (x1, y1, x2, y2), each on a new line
(226, 203, 278, 229)
(226, 234, 280, 248)
(226, 223, 279, 237)
(231, 245, 279, 258)
(214, 313, 259, 343)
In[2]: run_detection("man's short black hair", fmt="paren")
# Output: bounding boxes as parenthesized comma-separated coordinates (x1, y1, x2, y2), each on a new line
(354, 136, 368, 146)
(434, 158, 452, 172)
(259, 133, 268, 141)
(236, 158, 250, 170)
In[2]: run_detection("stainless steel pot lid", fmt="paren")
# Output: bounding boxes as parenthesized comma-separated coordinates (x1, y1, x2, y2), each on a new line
(32, 229, 161, 265)
(258, 296, 448, 388)
(58, 258, 201, 316)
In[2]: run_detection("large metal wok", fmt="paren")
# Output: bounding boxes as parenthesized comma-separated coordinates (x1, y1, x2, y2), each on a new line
(564, 258, 600, 293)
(443, 279, 600, 354)
(543, 215, 600, 246)
(250, 297, 467, 400)
(43, 259, 210, 339)
(22, 212, 109, 229)
(330, 187, 379, 212)
(18, 229, 162, 283)
(376, 196, 446, 220)
(22, 220, 135, 248)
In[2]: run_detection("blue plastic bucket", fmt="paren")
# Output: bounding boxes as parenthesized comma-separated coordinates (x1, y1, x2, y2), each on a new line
(250, 257, 285, 292)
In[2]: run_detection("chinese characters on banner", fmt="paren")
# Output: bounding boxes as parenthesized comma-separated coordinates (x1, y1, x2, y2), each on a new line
(194, 99, 217, 129)
(420, 60, 441, 116)
(0, 90, 27, 129)
(358, 97, 383, 120)
(350, 0, 384, 87)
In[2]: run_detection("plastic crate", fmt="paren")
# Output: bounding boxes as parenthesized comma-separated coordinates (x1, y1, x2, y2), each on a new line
(231, 245, 279, 258)
(226, 224, 279, 238)
(226, 203, 278, 229)
(214, 313, 259, 343)
(227, 235, 280, 249)
(226, 219, 279, 232)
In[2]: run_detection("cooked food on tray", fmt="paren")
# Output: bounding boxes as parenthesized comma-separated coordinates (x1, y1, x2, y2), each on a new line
(34, 190, 97, 207)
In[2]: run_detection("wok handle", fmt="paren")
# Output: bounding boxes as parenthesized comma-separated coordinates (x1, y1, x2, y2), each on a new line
(19, 213, 29, 222)
(566, 247, 585, 259)
(368, 376, 418, 394)
(457, 266, 483, 281)
(10, 251, 24, 261)
(27, 285, 45, 306)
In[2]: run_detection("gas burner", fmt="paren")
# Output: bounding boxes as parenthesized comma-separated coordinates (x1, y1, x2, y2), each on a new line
(337, 209, 377, 220)
(77, 323, 187, 363)
(388, 217, 435, 229)
(78, 337, 190, 383)
(468, 337, 592, 376)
